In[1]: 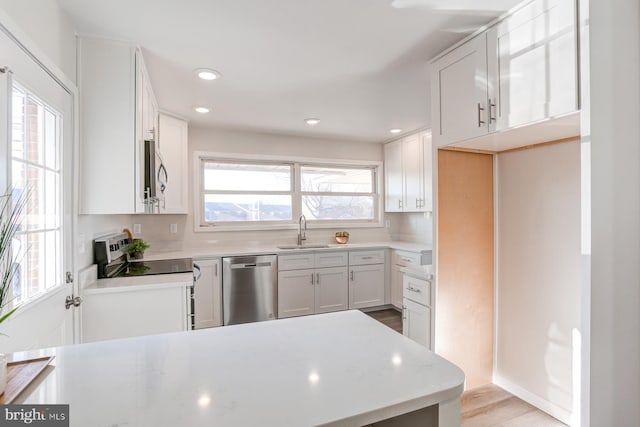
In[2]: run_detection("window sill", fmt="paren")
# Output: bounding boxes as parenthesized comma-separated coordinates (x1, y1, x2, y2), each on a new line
(195, 220, 384, 233)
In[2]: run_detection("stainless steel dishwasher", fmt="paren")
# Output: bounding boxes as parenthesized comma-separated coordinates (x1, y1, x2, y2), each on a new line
(222, 255, 277, 325)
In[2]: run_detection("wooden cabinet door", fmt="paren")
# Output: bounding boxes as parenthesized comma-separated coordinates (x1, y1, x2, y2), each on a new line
(492, 0, 578, 131)
(384, 139, 404, 212)
(403, 298, 431, 348)
(278, 269, 315, 318)
(431, 34, 489, 147)
(315, 267, 349, 314)
(348, 264, 385, 309)
(194, 259, 222, 329)
(403, 133, 422, 212)
(158, 114, 189, 214)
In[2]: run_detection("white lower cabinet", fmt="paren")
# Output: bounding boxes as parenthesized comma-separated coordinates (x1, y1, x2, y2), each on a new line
(315, 267, 349, 313)
(402, 298, 431, 348)
(277, 251, 349, 318)
(348, 263, 385, 309)
(402, 272, 434, 349)
(193, 258, 222, 329)
(391, 265, 404, 309)
(82, 285, 189, 343)
(278, 269, 316, 318)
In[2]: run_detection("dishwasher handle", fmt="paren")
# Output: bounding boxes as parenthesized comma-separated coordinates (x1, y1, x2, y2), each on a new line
(230, 262, 273, 269)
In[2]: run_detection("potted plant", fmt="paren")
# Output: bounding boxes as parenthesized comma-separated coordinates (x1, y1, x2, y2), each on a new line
(0, 189, 27, 394)
(127, 239, 151, 259)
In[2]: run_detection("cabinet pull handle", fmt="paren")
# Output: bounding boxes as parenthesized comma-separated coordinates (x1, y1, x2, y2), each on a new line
(401, 258, 412, 263)
(490, 99, 497, 123)
(402, 305, 407, 320)
(409, 286, 422, 293)
(477, 103, 485, 126)
(398, 200, 402, 209)
(350, 270, 354, 281)
(316, 273, 320, 284)
(362, 256, 373, 260)
(311, 273, 314, 285)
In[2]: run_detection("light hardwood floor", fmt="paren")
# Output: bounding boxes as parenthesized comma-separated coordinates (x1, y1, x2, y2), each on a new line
(364, 309, 567, 427)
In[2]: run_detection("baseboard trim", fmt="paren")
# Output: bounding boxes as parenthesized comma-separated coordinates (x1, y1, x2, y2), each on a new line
(493, 374, 572, 425)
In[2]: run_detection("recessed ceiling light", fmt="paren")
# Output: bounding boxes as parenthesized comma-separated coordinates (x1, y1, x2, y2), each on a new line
(305, 118, 320, 126)
(390, 128, 402, 134)
(194, 106, 210, 114)
(195, 69, 221, 81)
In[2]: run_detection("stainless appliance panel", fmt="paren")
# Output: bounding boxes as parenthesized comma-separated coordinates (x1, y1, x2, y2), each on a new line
(223, 255, 277, 326)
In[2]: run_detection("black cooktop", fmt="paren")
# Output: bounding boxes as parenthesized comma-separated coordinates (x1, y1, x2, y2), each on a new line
(119, 258, 193, 277)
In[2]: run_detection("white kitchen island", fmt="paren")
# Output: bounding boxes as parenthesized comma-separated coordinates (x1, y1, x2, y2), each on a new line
(15, 310, 464, 427)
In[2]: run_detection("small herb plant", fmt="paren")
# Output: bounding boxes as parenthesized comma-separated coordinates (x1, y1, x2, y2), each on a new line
(127, 239, 151, 258)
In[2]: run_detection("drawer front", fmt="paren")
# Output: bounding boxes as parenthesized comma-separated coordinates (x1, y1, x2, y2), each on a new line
(393, 250, 422, 268)
(402, 274, 431, 306)
(278, 253, 315, 271)
(315, 251, 348, 268)
(349, 250, 385, 266)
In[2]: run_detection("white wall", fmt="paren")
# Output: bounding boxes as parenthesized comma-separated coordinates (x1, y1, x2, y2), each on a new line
(0, 0, 76, 83)
(495, 141, 581, 423)
(589, 0, 640, 425)
(133, 126, 391, 250)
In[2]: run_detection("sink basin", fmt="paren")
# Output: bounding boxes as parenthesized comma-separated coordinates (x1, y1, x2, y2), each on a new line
(277, 244, 330, 250)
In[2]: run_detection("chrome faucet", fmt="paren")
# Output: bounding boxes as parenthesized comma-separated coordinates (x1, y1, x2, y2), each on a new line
(297, 214, 307, 246)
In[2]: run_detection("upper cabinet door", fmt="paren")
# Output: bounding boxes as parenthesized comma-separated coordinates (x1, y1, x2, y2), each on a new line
(492, 0, 578, 131)
(402, 133, 422, 212)
(384, 139, 404, 212)
(431, 34, 489, 147)
(158, 114, 189, 214)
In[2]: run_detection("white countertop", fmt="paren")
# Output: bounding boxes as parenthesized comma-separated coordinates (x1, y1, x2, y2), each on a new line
(141, 240, 432, 262)
(17, 310, 463, 426)
(84, 272, 194, 294)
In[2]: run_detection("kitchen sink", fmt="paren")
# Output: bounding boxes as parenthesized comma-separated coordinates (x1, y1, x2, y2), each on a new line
(277, 244, 330, 250)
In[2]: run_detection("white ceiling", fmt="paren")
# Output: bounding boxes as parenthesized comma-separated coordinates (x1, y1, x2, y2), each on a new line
(59, 0, 522, 143)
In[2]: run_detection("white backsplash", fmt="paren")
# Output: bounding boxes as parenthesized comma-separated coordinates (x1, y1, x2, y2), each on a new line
(387, 212, 433, 244)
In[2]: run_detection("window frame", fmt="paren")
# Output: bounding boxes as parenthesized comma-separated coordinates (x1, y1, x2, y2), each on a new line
(193, 151, 383, 232)
(9, 83, 65, 304)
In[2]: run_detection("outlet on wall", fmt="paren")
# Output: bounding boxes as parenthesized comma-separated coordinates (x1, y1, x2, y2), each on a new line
(170, 223, 178, 234)
(133, 224, 142, 235)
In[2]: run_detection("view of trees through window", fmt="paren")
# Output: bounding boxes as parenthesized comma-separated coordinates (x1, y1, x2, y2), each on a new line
(200, 159, 378, 225)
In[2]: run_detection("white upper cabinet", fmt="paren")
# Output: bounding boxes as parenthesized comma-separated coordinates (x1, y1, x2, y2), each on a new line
(79, 37, 158, 214)
(492, 0, 578, 131)
(431, 0, 579, 150)
(384, 139, 403, 212)
(157, 114, 189, 214)
(431, 34, 491, 146)
(384, 130, 432, 212)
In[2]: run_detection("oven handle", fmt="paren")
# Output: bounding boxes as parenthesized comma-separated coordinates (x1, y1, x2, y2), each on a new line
(193, 263, 202, 282)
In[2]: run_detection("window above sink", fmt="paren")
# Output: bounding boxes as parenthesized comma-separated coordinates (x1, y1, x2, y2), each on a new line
(194, 152, 383, 232)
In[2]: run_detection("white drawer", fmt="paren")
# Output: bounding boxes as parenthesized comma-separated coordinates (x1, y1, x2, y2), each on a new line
(315, 251, 348, 268)
(403, 274, 431, 306)
(278, 253, 315, 271)
(393, 250, 422, 268)
(349, 250, 385, 266)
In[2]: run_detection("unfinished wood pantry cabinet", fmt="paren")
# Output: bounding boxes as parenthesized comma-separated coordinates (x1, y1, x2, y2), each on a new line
(436, 150, 494, 389)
